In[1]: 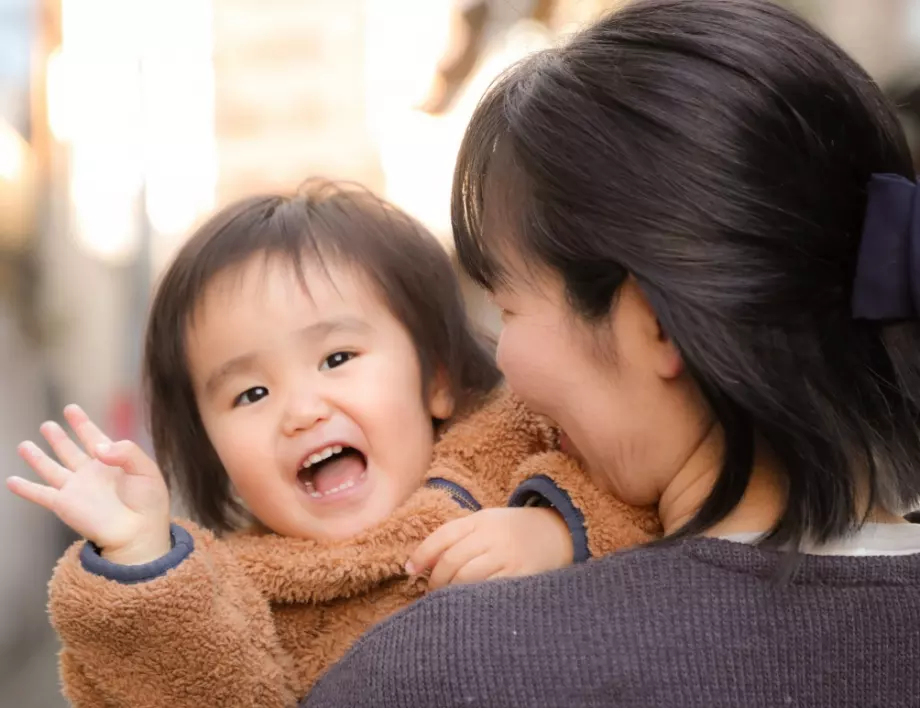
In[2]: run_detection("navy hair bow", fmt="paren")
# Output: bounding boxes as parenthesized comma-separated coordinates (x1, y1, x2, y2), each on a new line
(851, 173, 920, 321)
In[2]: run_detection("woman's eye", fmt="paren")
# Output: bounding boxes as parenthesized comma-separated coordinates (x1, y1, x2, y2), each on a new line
(320, 351, 356, 371)
(233, 386, 269, 407)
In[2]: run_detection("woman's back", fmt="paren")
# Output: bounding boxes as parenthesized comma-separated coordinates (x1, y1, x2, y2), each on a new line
(306, 532, 920, 707)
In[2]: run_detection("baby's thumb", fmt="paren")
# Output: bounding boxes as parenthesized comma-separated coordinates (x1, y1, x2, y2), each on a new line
(95, 440, 160, 478)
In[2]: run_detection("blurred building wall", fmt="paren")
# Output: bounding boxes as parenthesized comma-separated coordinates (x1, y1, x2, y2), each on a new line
(213, 0, 381, 204)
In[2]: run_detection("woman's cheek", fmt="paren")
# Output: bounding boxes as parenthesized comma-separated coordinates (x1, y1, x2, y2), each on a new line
(496, 326, 531, 388)
(497, 327, 553, 412)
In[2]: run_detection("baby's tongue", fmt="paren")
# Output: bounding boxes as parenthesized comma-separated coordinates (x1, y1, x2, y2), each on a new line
(311, 451, 365, 494)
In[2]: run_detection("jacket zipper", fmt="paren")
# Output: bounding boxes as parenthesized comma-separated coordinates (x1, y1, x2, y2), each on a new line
(425, 478, 481, 511)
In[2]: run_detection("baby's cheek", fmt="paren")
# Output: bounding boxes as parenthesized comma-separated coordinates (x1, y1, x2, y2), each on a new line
(209, 433, 251, 483)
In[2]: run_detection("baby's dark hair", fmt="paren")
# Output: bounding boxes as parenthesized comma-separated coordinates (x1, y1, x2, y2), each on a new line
(144, 180, 501, 532)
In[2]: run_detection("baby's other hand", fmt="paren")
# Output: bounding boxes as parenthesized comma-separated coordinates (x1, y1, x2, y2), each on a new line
(407, 507, 574, 591)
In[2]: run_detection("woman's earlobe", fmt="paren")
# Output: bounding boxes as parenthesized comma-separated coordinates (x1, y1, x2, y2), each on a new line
(655, 319, 685, 379)
(624, 279, 684, 380)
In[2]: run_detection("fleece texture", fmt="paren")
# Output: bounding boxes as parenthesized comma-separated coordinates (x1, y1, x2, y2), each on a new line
(47, 389, 660, 707)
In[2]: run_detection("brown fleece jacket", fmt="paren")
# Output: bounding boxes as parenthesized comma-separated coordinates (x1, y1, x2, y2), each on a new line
(47, 389, 660, 708)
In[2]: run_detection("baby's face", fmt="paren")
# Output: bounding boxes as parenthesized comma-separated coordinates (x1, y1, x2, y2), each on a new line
(185, 254, 453, 540)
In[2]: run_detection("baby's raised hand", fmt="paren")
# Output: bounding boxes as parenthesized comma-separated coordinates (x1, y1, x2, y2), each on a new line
(407, 507, 574, 591)
(6, 405, 172, 565)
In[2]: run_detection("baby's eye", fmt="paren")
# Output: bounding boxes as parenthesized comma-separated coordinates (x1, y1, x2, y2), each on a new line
(320, 351, 356, 371)
(233, 386, 269, 407)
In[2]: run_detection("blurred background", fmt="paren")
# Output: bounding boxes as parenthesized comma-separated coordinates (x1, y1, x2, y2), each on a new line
(0, 0, 919, 704)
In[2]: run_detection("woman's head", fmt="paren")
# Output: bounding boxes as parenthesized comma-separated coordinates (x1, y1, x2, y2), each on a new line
(453, 0, 920, 544)
(145, 181, 500, 538)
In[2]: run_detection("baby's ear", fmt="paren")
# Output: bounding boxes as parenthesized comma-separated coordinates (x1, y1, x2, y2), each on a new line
(428, 370, 456, 420)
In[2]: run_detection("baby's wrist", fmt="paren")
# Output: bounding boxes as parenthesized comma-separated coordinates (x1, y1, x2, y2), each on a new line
(532, 506, 574, 564)
(100, 528, 173, 566)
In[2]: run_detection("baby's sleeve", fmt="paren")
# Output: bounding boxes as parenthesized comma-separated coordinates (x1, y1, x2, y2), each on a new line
(507, 451, 661, 560)
(48, 520, 298, 708)
(427, 388, 558, 509)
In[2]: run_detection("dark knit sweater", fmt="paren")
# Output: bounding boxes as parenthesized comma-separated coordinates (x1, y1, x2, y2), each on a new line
(303, 537, 920, 707)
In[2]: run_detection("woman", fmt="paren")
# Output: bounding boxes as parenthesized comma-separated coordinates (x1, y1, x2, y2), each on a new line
(304, 0, 920, 705)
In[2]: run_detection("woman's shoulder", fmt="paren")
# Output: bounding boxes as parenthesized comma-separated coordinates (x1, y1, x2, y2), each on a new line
(344, 540, 701, 636)
(334, 535, 920, 629)
(311, 542, 689, 673)
(305, 540, 920, 707)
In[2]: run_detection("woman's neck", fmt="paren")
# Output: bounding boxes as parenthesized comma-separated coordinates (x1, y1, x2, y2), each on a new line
(657, 425, 785, 537)
(657, 426, 908, 538)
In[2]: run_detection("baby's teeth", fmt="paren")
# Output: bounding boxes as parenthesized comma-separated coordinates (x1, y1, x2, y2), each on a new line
(303, 480, 323, 498)
(303, 445, 345, 468)
(320, 478, 357, 496)
(301, 461, 362, 499)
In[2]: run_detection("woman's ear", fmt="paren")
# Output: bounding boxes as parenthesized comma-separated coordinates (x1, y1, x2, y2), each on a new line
(618, 278, 684, 380)
(428, 370, 456, 420)
(653, 318, 684, 380)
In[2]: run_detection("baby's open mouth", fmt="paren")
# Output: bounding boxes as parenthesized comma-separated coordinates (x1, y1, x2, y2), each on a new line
(297, 445, 368, 498)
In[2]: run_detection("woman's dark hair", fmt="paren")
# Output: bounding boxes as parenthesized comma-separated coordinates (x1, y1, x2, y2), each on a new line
(145, 180, 501, 532)
(453, 0, 920, 547)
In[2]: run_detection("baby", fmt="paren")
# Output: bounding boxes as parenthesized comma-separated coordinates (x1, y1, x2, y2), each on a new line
(7, 181, 659, 708)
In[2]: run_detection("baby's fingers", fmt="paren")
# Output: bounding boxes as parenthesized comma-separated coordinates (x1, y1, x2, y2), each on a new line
(63, 405, 112, 455)
(17, 441, 71, 489)
(407, 515, 476, 575)
(40, 421, 90, 471)
(448, 553, 505, 587)
(95, 440, 162, 479)
(427, 534, 492, 590)
(6, 476, 58, 512)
